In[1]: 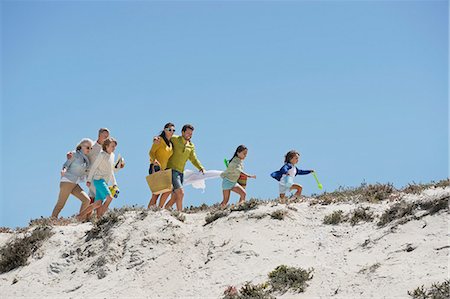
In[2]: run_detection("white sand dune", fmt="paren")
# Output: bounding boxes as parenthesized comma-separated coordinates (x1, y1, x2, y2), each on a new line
(0, 187, 448, 298)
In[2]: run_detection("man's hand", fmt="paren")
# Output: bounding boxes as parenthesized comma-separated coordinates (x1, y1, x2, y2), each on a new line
(60, 168, 67, 178)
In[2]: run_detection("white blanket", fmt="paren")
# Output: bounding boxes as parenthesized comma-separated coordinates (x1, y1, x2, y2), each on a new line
(183, 169, 223, 192)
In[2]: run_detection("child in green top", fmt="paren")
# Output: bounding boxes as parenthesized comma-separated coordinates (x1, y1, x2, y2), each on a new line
(220, 145, 256, 208)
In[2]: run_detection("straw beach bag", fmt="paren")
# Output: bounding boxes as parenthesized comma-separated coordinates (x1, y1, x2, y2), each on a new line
(146, 168, 173, 195)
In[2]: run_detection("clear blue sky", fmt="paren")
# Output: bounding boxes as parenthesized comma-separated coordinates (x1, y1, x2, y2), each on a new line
(1, 1, 448, 228)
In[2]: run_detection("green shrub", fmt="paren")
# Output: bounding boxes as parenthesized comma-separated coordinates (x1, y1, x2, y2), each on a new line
(420, 196, 449, 215)
(204, 210, 230, 226)
(171, 211, 186, 223)
(349, 207, 374, 226)
(0, 226, 53, 273)
(361, 183, 395, 202)
(323, 210, 345, 225)
(268, 265, 314, 294)
(408, 280, 449, 299)
(223, 283, 273, 299)
(402, 179, 450, 194)
(86, 213, 122, 241)
(231, 199, 260, 212)
(223, 265, 313, 298)
(29, 216, 77, 227)
(377, 201, 418, 227)
(271, 210, 288, 220)
(184, 203, 212, 214)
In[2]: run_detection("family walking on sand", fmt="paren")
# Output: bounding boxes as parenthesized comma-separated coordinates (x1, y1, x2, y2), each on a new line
(51, 124, 315, 221)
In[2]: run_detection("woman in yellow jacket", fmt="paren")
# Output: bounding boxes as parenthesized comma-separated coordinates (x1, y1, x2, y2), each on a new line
(148, 122, 175, 208)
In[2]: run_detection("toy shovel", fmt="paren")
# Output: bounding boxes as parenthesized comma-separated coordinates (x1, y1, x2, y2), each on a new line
(312, 172, 323, 190)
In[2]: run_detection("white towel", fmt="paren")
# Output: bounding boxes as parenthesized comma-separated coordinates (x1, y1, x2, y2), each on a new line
(183, 169, 223, 192)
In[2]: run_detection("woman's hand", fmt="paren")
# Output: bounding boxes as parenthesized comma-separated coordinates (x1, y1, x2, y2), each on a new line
(66, 152, 73, 160)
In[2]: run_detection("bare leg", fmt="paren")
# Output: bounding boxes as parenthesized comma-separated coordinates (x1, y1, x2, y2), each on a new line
(164, 192, 177, 210)
(148, 194, 159, 209)
(221, 190, 231, 208)
(78, 201, 102, 221)
(290, 184, 303, 198)
(279, 193, 286, 204)
(232, 185, 246, 204)
(158, 191, 171, 208)
(97, 195, 113, 218)
(175, 188, 184, 211)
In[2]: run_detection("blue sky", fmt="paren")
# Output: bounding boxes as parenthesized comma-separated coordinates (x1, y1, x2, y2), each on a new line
(1, 1, 448, 228)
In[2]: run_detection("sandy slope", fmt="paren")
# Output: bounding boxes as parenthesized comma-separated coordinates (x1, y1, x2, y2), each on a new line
(0, 187, 448, 299)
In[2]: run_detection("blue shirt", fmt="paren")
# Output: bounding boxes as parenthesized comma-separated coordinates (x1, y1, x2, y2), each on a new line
(270, 163, 313, 181)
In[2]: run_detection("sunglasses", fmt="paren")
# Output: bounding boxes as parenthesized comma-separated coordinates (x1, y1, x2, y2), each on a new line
(84, 146, 92, 150)
(165, 128, 176, 132)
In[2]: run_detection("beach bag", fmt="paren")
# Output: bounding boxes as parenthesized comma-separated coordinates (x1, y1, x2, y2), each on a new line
(146, 168, 172, 195)
(237, 173, 248, 188)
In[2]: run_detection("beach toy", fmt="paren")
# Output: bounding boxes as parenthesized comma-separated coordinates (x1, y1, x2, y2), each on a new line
(109, 185, 120, 198)
(312, 172, 323, 190)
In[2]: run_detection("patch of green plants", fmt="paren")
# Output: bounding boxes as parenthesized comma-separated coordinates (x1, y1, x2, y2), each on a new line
(408, 280, 449, 299)
(171, 211, 186, 223)
(270, 210, 288, 220)
(377, 201, 418, 227)
(204, 210, 230, 226)
(0, 226, 53, 274)
(323, 210, 345, 225)
(223, 265, 314, 298)
(223, 282, 274, 299)
(349, 207, 374, 226)
(85, 212, 122, 241)
(268, 265, 314, 294)
(231, 199, 260, 212)
(402, 179, 449, 194)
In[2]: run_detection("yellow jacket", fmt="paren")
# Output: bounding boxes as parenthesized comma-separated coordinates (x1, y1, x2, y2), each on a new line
(166, 135, 203, 173)
(149, 138, 173, 170)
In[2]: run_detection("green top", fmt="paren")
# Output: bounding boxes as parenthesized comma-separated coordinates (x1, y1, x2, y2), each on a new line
(220, 157, 243, 182)
(166, 135, 204, 173)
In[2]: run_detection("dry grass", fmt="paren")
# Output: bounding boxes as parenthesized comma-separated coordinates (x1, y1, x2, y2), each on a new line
(408, 280, 449, 299)
(0, 226, 53, 273)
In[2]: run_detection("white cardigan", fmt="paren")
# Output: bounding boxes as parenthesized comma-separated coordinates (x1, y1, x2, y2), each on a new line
(87, 151, 117, 186)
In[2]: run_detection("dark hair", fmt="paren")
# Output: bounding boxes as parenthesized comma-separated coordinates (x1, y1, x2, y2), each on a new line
(284, 150, 300, 164)
(229, 145, 248, 163)
(182, 124, 194, 132)
(102, 137, 118, 151)
(159, 122, 175, 147)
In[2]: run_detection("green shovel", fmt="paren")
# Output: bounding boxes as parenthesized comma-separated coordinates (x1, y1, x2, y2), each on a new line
(312, 171, 323, 190)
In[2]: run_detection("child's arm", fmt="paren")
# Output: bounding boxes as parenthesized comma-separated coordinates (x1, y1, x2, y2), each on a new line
(241, 172, 256, 179)
(296, 167, 314, 176)
(111, 169, 117, 186)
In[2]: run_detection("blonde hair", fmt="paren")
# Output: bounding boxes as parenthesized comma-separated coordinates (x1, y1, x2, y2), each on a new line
(76, 138, 94, 151)
(102, 137, 118, 151)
